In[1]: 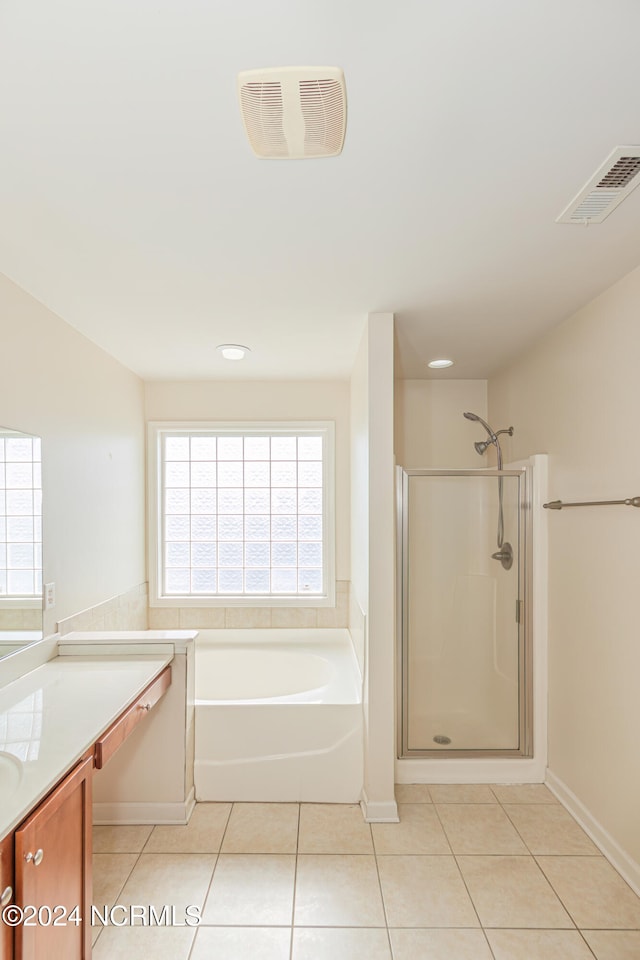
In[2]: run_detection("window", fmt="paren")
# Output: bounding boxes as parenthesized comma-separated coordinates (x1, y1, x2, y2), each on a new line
(0, 432, 42, 599)
(148, 422, 335, 605)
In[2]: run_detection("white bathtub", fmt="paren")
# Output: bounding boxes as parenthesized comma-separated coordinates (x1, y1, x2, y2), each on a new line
(194, 628, 363, 802)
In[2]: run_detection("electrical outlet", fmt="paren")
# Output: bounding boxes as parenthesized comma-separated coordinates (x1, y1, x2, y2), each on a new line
(44, 582, 56, 610)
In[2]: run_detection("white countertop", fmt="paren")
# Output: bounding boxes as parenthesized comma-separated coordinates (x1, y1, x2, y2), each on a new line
(0, 655, 172, 838)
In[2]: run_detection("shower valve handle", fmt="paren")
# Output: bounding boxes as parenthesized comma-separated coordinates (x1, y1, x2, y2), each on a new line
(491, 542, 514, 570)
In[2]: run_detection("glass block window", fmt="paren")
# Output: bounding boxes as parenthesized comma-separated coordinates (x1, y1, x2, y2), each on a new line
(0, 433, 42, 598)
(149, 423, 334, 604)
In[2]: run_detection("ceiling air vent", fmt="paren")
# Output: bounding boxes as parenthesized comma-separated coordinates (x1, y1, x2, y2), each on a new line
(237, 67, 346, 159)
(556, 146, 640, 224)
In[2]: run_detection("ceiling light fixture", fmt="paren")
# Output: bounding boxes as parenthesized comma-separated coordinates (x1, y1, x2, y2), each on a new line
(217, 344, 251, 361)
(428, 358, 454, 369)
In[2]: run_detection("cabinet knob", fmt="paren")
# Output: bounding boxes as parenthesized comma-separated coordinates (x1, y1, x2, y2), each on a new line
(0, 885, 12, 907)
(139, 703, 151, 711)
(24, 849, 44, 867)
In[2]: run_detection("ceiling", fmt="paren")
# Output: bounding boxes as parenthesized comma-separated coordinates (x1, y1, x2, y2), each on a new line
(2, 0, 640, 381)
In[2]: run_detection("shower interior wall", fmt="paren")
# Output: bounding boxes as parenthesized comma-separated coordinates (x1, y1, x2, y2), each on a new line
(404, 470, 521, 754)
(394, 379, 492, 740)
(394, 379, 489, 469)
(393, 377, 547, 780)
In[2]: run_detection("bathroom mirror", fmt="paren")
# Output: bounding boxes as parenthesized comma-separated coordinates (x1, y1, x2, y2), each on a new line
(0, 427, 43, 658)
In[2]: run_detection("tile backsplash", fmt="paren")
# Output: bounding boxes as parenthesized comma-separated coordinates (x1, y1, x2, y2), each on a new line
(57, 582, 148, 635)
(0, 607, 42, 631)
(57, 581, 354, 634)
(147, 581, 350, 630)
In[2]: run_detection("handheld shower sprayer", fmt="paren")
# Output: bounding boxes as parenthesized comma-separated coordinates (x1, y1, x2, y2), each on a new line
(463, 412, 515, 565)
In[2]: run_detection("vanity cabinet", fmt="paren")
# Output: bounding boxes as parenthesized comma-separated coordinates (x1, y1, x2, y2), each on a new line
(0, 834, 13, 960)
(0, 657, 174, 959)
(14, 754, 92, 960)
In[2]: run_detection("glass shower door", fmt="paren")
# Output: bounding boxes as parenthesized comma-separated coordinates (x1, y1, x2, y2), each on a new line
(399, 468, 529, 756)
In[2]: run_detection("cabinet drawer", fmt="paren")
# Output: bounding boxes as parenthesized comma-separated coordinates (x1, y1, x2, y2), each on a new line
(94, 666, 171, 769)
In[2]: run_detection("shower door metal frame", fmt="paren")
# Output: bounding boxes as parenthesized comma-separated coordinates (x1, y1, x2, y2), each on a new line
(396, 466, 533, 760)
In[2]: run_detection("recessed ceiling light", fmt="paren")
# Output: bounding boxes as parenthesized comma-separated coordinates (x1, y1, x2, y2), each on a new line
(217, 344, 251, 361)
(428, 358, 454, 369)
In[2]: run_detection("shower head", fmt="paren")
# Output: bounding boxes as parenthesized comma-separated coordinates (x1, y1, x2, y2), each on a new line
(463, 411, 496, 441)
(474, 440, 491, 456)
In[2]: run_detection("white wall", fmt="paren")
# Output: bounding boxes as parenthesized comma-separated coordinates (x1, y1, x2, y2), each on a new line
(0, 273, 146, 636)
(145, 380, 351, 582)
(489, 263, 640, 873)
(351, 314, 397, 819)
(395, 379, 488, 467)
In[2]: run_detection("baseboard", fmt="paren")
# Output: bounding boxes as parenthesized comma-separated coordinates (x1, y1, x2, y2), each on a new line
(546, 769, 640, 897)
(93, 787, 196, 826)
(360, 791, 399, 823)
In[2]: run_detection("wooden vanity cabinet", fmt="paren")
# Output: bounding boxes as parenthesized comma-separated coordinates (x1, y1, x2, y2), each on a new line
(14, 754, 92, 960)
(1, 663, 171, 959)
(0, 834, 13, 960)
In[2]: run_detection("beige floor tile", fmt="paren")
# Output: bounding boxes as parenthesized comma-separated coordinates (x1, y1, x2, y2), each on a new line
(503, 803, 599, 855)
(428, 784, 497, 803)
(491, 783, 557, 804)
(486, 929, 596, 959)
(144, 802, 231, 853)
(292, 927, 392, 959)
(294, 855, 385, 927)
(118, 853, 216, 922)
(537, 856, 640, 929)
(436, 803, 528, 855)
(298, 804, 373, 854)
(92, 925, 196, 960)
(582, 930, 640, 959)
(93, 824, 153, 853)
(394, 783, 432, 803)
(202, 854, 295, 925)
(191, 926, 291, 960)
(372, 803, 450, 855)
(221, 803, 299, 853)
(389, 928, 493, 959)
(93, 853, 138, 914)
(377, 855, 478, 927)
(457, 855, 573, 928)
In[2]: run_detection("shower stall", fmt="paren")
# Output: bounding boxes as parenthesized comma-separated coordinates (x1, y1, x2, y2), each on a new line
(397, 461, 533, 759)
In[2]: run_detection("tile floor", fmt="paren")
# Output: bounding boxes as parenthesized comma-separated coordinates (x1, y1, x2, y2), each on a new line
(91, 784, 640, 959)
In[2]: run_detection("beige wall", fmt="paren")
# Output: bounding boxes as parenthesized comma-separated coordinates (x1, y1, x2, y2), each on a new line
(395, 379, 488, 468)
(145, 379, 351, 584)
(0, 273, 146, 637)
(489, 263, 640, 869)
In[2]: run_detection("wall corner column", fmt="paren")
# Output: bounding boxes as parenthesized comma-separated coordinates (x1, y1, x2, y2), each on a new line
(351, 312, 398, 822)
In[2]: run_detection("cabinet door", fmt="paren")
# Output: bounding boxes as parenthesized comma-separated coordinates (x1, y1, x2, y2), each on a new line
(0, 833, 13, 960)
(14, 755, 92, 960)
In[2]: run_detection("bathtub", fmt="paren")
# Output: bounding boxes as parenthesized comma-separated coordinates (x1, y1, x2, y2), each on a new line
(194, 628, 363, 802)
